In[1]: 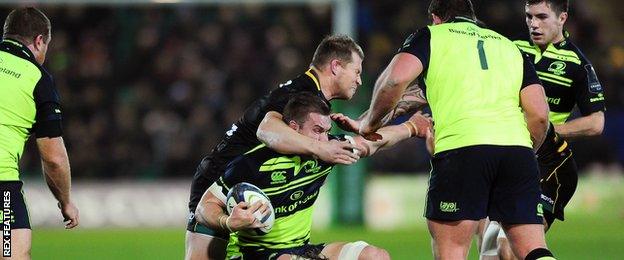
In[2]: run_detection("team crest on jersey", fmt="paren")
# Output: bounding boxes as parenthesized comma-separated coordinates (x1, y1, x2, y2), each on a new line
(548, 61, 567, 76)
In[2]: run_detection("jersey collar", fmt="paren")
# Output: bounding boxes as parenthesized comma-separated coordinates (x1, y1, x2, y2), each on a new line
(448, 16, 477, 25)
(0, 38, 38, 65)
(303, 69, 331, 108)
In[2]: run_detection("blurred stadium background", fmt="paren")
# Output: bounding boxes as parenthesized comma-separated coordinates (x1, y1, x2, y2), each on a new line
(1, 0, 623, 259)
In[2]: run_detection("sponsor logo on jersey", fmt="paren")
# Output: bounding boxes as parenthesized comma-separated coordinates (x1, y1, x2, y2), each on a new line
(270, 171, 287, 184)
(590, 93, 605, 103)
(440, 201, 459, 213)
(547, 97, 561, 105)
(290, 190, 304, 201)
(548, 61, 567, 76)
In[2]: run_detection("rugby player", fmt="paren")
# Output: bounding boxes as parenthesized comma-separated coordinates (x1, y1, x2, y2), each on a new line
(359, 0, 557, 259)
(195, 92, 426, 259)
(0, 7, 79, 259)
(480, 1, 606, 259)
(185, 35, 366, 260)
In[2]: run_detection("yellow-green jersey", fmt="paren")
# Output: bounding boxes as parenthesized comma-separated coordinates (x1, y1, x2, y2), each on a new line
(0, 38, 64, 181)
(398, 17, 541, 154)
(209, 137, 342, 258)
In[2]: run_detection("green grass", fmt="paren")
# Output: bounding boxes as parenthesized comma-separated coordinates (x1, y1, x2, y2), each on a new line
(31, 213, 624, 259)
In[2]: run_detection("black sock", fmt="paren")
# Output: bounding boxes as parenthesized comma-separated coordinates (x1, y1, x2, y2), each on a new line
(525, 248, 555, 260)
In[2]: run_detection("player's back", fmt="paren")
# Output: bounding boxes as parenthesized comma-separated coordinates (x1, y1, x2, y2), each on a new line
(0, 39, 46, 180)
(424, 19, 531, 153)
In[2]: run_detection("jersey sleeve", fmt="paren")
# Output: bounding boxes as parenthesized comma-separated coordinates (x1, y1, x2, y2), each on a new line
(574, 63, 606, 115)
(397, 27, 431, 71)
(32, 71, 63, 138)
(520, 52, 541, 89)
(215, 156, 258, 197)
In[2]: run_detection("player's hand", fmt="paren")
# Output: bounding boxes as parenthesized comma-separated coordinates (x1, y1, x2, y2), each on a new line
(407, 111, 433, 138)
(330, 113, 360, 133)
(228, 201, 270, 231)
(314, 139, 360, 165)
(425, 127, 435, 155)
(58, 201, 79, 229)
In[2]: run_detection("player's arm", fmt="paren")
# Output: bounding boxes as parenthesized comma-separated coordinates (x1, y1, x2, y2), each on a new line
(520, 84, 550, 150)
(354, 112, 431, 157)
(361, 28, 431, 136)
(360, 53, 423, 135)
(37, 136, 79, 229)
(519, 52, 549, 150)
(195, 175, 268, 232)
(257, 111, 359, 165)
(554, 63, 605, 138)
(553, 111, 604, 138)
(332, 83, 428, 133)
(33, 74, 79, 229)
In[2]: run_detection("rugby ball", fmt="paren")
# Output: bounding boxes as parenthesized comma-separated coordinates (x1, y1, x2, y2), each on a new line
(226, 182, 275, 235)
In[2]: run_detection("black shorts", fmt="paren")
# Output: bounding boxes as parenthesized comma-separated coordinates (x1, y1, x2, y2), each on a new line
(426, 145, 542, 224)
(185, 211, 229, 240)
(537, 142, 578, 227)
(0, 181, 31, 230)
(188, 157, 224, 213)
(231, 243, 326, 260)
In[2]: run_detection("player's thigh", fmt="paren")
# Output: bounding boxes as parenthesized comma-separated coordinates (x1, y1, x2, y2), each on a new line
(184, 231, 227, 260)
(538, 153, 578, 228)
(428, 219, 478, 260)
(3, 229, 31, 260)
(489, 147, 542, 225)
(321, 241, 389, 260)
(426, 146, 495, 222)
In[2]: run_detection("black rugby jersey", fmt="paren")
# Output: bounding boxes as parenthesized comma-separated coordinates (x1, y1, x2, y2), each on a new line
(515, 33, 605, 158)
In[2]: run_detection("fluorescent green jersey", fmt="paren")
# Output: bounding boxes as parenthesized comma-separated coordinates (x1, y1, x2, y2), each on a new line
(0, 39, 63, 180)
(399, 17, 541, 154)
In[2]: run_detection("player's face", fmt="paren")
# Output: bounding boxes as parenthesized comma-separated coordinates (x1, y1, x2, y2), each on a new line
(298, 113, 331, 142)
(525, 2, 567, 48)
(336, 52, 363, 100)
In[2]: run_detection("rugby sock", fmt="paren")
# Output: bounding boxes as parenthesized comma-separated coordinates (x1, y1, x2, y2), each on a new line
(525, 248, 556, 260)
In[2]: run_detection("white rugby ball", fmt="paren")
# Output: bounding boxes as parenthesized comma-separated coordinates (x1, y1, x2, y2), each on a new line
(226, 182, 275, 235)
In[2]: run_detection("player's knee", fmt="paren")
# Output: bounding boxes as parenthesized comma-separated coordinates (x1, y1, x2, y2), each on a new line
(359, 245, 390, 260)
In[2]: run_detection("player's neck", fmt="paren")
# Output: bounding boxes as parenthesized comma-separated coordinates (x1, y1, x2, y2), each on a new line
(311, 66, 336, 101)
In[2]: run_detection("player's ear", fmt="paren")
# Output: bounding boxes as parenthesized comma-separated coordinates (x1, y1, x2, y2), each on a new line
(288, 120, 300, 131)
(34, 34, 45, 50)
(431, 14, 443, 25)
(558, 12, 568, 25)
(330, 59, 341, 75)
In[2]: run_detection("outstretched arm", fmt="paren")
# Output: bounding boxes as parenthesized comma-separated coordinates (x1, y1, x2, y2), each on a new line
(554, 111, 604, 138)
(360, 53, 424, 135)
(257, 111, 359, 165)
(354, 112, 432, 157)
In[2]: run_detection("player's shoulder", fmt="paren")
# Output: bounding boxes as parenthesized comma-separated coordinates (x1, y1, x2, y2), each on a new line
(556, 38, 591, 65)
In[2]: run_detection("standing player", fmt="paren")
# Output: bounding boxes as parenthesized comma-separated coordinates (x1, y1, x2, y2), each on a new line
(185, 35, 365, 260)
(0, 7, 79, 259)
(480, 1, 605, 259)
(196, 92, 426, 259)
(359, 0, 556, 259)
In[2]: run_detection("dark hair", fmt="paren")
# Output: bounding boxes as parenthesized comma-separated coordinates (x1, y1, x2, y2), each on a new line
(3, 7, 51, 44)
(310, 34, 364, 69)
(428, 0, 476, 22)
(283, 92, 330, 126)
(526, 0, 569, 14)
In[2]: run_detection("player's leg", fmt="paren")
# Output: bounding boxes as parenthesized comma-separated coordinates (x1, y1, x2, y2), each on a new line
(538, 150, 578, 232)
(0, 181, 33, 260)
(185, 158, 228, 260)
(320, 241, 390, 260)
(480, 220, 503, 260)
(184, 231, 227, 260)
(426, 146, 494, 259)
(428, 219, 479, 259)
(490, 147, 554, 259)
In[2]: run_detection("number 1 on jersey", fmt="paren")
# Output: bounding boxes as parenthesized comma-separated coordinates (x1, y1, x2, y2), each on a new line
(477, 40, 489, 70)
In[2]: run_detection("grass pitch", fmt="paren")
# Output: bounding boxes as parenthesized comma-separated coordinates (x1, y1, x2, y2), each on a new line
(32, 213, 624, 259)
